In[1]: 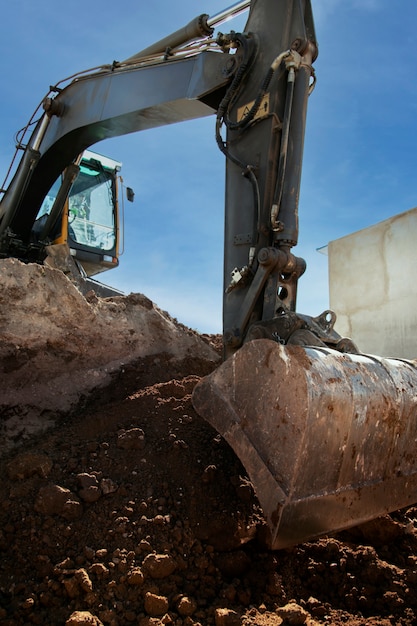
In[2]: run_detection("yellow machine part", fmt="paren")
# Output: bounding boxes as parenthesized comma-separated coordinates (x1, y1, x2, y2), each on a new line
(192, 339, 417, 549)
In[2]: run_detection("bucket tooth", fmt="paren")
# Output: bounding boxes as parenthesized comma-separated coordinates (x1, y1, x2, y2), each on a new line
(192, 339, 417, 549)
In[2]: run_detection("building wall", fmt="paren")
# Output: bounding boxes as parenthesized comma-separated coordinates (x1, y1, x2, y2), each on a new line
(328, 207, 417, 359)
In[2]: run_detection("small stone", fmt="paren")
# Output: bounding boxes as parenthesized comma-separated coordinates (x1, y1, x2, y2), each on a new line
(77, 473, 101, 502)
(214, 608, 242, 626)
(144, 591, 169, 616)
(34, 484, 82, 519)
(77, 473, 99, 489)
(89, 562, 109, 578)
(117, 428, 146, 450)
(21, 597, 35, 609)
(276, 602, 308, 625)
(75, 568, 93, 592)
(95, 548, 108, 559)
(177, 596, 197, 617)
(65, 610, 103, 625)
(306, 597, 327, 618)
(127, 567, 145, 585)
(142, 553, 176, 579)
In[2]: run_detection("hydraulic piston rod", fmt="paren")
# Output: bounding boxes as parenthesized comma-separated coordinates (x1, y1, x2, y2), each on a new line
(124, 0, 251, 62)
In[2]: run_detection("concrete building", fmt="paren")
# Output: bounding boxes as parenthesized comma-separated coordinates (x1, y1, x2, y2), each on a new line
(328, 207, 417, 359)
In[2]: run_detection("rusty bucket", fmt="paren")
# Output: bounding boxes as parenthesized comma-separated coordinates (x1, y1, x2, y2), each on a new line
(192, 339, 417, 549)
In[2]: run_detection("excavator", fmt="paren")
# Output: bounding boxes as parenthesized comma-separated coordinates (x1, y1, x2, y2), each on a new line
(1, 0, 417, 549)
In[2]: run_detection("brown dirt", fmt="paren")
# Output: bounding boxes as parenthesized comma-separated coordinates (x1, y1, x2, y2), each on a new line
(2, 261, 417, 626)
(2, 336, 417, 625)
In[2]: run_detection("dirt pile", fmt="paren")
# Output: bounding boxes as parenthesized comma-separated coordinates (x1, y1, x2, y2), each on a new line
(0, 258, 219, 450)
(2, 262, 417, 625)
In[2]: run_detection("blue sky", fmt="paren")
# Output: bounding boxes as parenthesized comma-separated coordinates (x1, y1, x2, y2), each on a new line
(1, 1, 416, 333)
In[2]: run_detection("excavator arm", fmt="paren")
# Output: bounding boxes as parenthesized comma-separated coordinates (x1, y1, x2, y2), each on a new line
(219, 0, 318, 355)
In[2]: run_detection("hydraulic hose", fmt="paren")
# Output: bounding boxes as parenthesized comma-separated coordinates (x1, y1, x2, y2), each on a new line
(225, 49, 291, 132)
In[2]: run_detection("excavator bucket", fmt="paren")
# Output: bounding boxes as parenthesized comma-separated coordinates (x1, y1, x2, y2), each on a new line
(192, 339, 417, 549)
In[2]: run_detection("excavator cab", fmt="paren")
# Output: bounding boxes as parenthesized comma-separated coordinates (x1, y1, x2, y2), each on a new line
(33, 151, 124, 277)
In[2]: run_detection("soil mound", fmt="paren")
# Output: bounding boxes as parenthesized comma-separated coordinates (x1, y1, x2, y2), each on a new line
(1, 261, 417, 625)
(0, 258, 219, 450)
